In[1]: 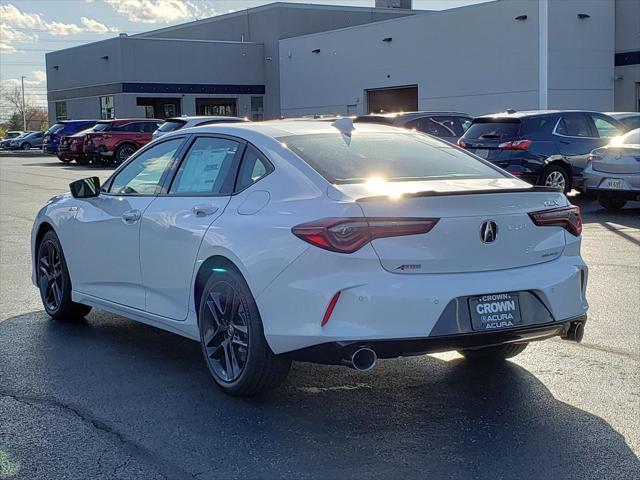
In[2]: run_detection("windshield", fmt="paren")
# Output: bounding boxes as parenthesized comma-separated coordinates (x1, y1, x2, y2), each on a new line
(157, 120, 185, 132)
(92, 123, 111, 132)
(5, 132, 22, 139)
(281, 132, 504, 184)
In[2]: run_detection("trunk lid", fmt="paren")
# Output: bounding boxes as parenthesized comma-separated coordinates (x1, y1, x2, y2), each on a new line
(335, 178, 569, 274)
(591, 146, 640, 174)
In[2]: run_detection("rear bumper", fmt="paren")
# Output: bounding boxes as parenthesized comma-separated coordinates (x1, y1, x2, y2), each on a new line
(583, 167, 640, 195)
(287, 315, 587, 364)
(257, 245, 589, 354)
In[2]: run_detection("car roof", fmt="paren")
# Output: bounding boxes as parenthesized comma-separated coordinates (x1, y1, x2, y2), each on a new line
(603, 112, 640, 120)
(59, 119, 97, 124)
(165, 116, 248, 122)
(357, 111, 470, 120)
(177, 119, 407, 139)
(475, 109, 616, 120)
(97, 118, 161, 124)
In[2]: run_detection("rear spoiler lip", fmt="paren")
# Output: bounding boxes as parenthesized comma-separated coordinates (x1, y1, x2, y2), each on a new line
(356, 186, 562, 202)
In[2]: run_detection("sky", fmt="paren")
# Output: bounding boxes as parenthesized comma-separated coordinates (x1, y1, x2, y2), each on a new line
(0, 0, 488, 118)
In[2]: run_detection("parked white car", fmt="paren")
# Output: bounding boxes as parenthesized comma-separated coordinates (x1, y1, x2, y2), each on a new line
(31, 120, 588, 396)
(584, 128, 640, 210)
(152, 116, 249, 140)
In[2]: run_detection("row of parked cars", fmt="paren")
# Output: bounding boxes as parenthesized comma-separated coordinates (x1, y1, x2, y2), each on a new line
(0, 130, 45, 150)
(40, 116, 248, 165)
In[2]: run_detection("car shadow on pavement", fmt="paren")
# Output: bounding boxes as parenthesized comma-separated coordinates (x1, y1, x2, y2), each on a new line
(1, 311, 638, 480)
(22, 162, 116, 171)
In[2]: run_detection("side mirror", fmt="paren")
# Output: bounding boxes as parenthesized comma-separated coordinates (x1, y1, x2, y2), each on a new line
(69, 177, 101, 198)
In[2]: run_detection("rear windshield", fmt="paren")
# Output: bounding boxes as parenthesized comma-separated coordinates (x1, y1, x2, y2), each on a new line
(47, 124, 66, 135)
(158, 120, 186, 132)
(463, 120, 521, 140)
(92, 123, 111, 132)
(281, 132, 504, 184)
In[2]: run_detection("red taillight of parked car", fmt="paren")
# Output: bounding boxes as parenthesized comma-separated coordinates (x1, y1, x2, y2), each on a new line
(498, 139, 532, 150)
(292, 217, 439, 253)
(528, 206, 582, 236)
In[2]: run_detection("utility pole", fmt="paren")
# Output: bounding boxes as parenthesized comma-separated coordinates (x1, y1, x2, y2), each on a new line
(20, 75, 26, 131)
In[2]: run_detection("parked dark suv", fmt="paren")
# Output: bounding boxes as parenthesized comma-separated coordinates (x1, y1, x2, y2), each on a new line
(354, 111, 472, 143)
(44, 120, 97, 155)
(457, 110, 625, 192)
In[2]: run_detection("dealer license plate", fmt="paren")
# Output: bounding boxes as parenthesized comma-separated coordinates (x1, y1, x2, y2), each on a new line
(469, 293, 522, 331)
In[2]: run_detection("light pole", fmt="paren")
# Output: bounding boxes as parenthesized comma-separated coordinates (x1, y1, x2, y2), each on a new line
(20, 75, 26, 131)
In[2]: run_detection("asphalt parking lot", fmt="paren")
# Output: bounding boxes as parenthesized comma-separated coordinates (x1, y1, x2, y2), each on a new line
(0, 152, 638, 480)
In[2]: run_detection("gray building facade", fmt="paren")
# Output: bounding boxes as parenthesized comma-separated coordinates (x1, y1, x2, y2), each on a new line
(46, 0, 640, 124)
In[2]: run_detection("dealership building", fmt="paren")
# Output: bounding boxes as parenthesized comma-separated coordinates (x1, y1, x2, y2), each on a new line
(46, 0, 640, 124)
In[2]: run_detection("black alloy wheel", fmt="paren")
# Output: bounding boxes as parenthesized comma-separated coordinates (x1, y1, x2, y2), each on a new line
(116, 144, 136, 163)
(201, 280, 250, 382)
(38, 238, 64, 312)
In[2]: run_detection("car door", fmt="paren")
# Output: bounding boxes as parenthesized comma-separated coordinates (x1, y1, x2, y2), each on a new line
(139, 135, 245, 320)
(62, 138, 184, 309)
(552, 113, 600, 178)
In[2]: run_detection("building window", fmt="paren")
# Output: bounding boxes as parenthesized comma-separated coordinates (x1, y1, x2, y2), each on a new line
(143, 106, 154, 118)
(100, 96, 115, 119)
(55, 102, 67, 121)
(250, 96, 263, 121)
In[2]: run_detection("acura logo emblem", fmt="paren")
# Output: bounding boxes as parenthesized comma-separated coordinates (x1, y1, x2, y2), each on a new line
(480, 221, 498, 243)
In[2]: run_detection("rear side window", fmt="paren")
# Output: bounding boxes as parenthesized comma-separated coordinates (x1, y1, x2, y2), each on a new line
(92, 123, 111, 132)
(405, 117, 457, 138)
(47, 124, 66, 135)
(519, 116, 554, 136)
(235, 145, 272, 191)
(169, 137, 241, 195)
(158, 120, 186, 133)
(463, 120, 520, 140)
(282, 132, 503, 184)
(142, 122, 160, 133)
(555, 115, 592, 137)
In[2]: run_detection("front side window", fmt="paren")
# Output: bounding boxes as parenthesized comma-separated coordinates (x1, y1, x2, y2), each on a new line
(591, 116, 622, 139)
(235, 145, 271, 191)
(100, 96, 115, 120)
(109, 138, 182, 195)
(556, 115, 592, 137)
(158, 120, 185, 133)
(406, 117, 456, 138)
(169, 137, 241, 195)
(282, 132, 503, 184)
(55, 102, 67, 121)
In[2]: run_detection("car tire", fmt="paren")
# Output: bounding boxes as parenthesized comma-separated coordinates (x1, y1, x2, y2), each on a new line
(598, 195, 626, 211)
(198, 267, 291, 397)
(57, 155, 72, 163)
(37, 230, 92, 321)
(458, 343, 528, 361)
(21, 142, 31, 150)
(540, 164, 570, 193)
(75, 155, 90, 165)
(115, 144, 137, 164)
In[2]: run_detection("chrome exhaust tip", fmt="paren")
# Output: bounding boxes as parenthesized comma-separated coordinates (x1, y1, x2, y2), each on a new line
(342, 347, 377, 372)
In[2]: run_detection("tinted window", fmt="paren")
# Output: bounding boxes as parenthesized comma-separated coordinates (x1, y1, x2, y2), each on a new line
(109, 139, 182, 195)
(406, 117, 457, 138)
(47, 124, 66, 135)
(619, 116, 640, 131)
(142, 122, 160, 133)
(282, 132, 503, 184)
(556, 115, 592, 137)
(170, 137, 241, 195)
(158, 120, 186, 133)
(519, 116, 554, 136)
(463, 120, 520, 140)
(235, 145, 272, 191)
(591, 116, 622, 138)
(92, 123, 111, 132)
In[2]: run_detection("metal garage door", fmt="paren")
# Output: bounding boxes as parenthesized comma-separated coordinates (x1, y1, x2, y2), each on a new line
(366, 85, 418, 114)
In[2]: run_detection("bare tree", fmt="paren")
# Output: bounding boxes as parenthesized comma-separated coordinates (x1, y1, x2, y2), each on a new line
(0, 84, 48, 131)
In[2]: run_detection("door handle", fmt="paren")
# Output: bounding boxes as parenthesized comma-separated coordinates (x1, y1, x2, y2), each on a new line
(192, 205, 219, 217)
(121, 209, 141, 224)
(559, 140, 571, 145)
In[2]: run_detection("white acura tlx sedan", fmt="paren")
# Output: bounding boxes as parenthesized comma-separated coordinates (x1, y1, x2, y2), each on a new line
(31, 119, 588, 396)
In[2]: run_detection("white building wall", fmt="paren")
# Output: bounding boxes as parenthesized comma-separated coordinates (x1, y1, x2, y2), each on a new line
(280, 0, 616, 117)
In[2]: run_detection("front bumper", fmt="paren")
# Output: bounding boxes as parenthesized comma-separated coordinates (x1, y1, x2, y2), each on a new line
(287, 315, 587, 363)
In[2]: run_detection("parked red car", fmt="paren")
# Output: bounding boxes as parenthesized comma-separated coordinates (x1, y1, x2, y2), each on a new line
(58, 128, 95, 165)
(83, 119, 161, 164)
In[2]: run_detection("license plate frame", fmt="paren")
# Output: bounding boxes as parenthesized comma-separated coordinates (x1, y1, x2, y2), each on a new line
(468, 293, 523, 331)
(604, 178, 625, 190)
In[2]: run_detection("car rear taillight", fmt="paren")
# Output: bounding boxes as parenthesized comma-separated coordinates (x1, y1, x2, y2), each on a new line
(528, 206, 582, 236)
(292, 217, 439, 253)
(498, 139, 532, 150)
(456, 139, 466, 148)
